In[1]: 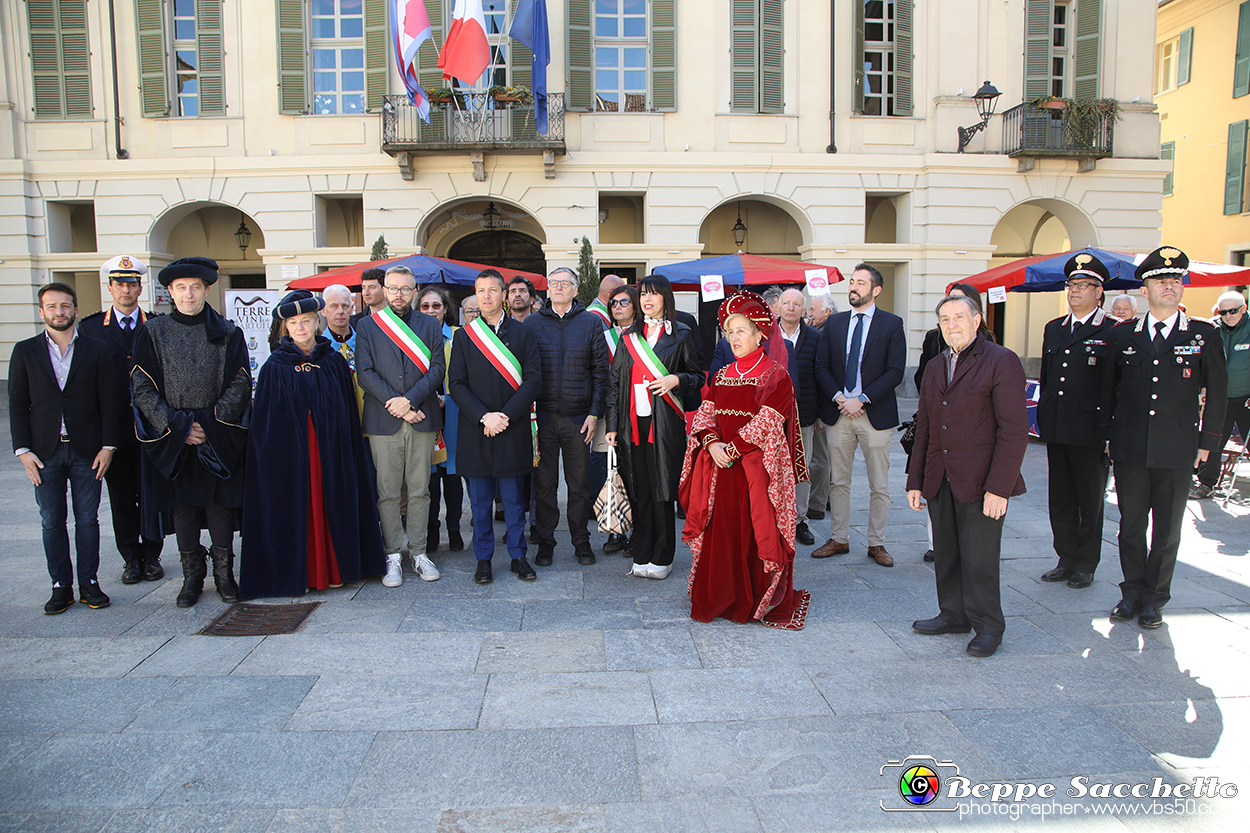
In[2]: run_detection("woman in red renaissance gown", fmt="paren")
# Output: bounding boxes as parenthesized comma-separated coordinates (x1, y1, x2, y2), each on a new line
(679, 291, 810, 629)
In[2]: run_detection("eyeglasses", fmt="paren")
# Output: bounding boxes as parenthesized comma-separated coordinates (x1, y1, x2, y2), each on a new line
(463, 308, 481, 319)
(419, 302, 444, 311)
(609, 298, 632, 307)
(1065, 280, 1101, 290)
(548, 279, 576, 290)
(1219, 306, 1245, 315)
(385, 286, 415, 296)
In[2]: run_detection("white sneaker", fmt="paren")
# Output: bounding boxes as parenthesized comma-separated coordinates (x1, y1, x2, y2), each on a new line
(413, 553, 440, 582)
(382, 554, 403, 587)
(629, 563, 650, 578)
(646, 563, 673, 580)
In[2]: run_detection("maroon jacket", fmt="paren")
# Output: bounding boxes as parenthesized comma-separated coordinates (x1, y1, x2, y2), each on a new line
(906, 335, 1028, 504)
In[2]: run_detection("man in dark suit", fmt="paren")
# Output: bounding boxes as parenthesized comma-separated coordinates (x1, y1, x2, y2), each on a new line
(349, 267, 387, 329)
(813, 263, 907, 567)
(1036, 253, 1117, 589)
(907, 294, 1028, 657)
(449, 270, 542, 585)
(1102, 247, 1227, 630)
(776, 288, 822, 546)
(9, 282, 119, 614)
(79, 255, 164, 585)
(356, 264, 446, 587)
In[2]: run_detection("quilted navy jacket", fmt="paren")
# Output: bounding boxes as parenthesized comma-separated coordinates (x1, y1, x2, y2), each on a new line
(526, 299, 610, 419)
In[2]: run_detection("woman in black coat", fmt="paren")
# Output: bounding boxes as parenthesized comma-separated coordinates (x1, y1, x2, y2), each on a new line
(605, 275, 704, 579)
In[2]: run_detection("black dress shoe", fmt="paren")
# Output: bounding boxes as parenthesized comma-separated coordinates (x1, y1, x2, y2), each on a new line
(603, 533, 626, 554)
(922, 550, 935, 563)
(1109, 598, 1138, 622)
(448, 531, 465, 552)
(805, 509, 825, 521)
(912, 613, 972, 635)
(427, 527, 440, 553)
(44, 585, 74, 615)
(676, 505, 686, 520)
(534, 549, 553, 567)
(966, 633, 1002, 657)
(474, 560, 493, 585)
(795, 521, 815, 546)
(78, 580, 110, 610)
(143, 556, 164, 581)
(495, 507, 506, 522)
(511, 557, 537, 581)
(576, 547, 596, 566)
(1066, 571, 1094, 589)
(1138, 604, 1163, 629)
(122, 559, 143, 585)
(1041, 565, 1073, 582)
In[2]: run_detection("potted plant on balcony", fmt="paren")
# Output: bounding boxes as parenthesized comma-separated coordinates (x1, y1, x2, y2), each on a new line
(490, 85, 533, 104)
(428, 87, 462, 106)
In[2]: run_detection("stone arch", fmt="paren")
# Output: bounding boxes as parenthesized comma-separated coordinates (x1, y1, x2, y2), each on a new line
(148, 201, 266, 262)
(419, 198, 548, 257)
(698, 194, 812, 256)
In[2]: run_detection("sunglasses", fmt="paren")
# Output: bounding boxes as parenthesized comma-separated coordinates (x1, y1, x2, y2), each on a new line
(609, 298, 633, 307)
(419, 302, 444, 310)
(1219, 307, 1245, 315)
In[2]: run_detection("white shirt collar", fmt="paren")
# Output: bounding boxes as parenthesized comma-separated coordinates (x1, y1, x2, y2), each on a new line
(1146, 310, 1180, 337)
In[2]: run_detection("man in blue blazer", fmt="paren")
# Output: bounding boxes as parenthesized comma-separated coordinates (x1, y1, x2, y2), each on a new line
(813, 264, 907, 567)
(355, 265, 446, 587)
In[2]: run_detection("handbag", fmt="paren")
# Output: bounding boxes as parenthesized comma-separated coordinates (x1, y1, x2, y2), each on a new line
(898, 412, 917, 458)
(594, 445, 633, 535)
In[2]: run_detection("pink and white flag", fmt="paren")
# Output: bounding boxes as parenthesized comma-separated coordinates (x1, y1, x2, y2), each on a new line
(392, 0, 434, 120)
(439, 0, 491, 86)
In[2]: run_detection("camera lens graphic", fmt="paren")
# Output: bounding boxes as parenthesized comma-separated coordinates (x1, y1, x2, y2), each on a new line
(899, 764, 940, 806)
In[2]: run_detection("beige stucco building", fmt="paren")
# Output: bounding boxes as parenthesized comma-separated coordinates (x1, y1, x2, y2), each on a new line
(1, 0, 1168, 378)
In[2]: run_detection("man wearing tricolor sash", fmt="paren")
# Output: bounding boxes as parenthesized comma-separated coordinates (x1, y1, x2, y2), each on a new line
(449, 270, 542, 585)
(355, 265, 446, 587)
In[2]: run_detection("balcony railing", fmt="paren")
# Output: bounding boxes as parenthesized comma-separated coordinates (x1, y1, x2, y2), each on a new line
(1001, 100, 1115, 159)
(381, 92, 565, 154)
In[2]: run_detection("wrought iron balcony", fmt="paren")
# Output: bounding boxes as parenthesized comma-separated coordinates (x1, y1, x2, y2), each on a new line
(1001, 99, 1115, 162)
(381, 92, 565, 155)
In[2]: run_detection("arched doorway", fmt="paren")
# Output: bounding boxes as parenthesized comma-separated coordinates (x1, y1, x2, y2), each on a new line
(990, 199, 1094, 360)
(447, 230, 547, 275)
(150, 202, 266, 311)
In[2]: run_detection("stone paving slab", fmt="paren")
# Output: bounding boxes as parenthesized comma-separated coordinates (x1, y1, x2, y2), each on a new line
(285, 673, 487, 732)
(603, 628, 702, 671)
(0, 678, 174, 734)
(125, 634, 264, 677)
(478, 670, 656, 729)
(344, 727, 640, 809)
(649, 667, 832, 724)
(231, 633, 482, 677)
(0, 636, 170, 679)
(475, 630, 606, 673)
(399, 598, 525, 632)
(603, 797, 765, 833)
(124, 676, 316, 733)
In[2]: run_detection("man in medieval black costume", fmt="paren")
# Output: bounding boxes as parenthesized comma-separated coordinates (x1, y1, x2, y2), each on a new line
(131, 257, 251, 607)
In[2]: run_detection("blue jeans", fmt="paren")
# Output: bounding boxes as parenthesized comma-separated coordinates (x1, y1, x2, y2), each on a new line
(468, 476, 526, 561)
(33, 442, 102, 587)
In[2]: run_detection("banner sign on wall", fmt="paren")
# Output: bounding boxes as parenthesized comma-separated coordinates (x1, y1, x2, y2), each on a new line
(225, 289, 280, 381)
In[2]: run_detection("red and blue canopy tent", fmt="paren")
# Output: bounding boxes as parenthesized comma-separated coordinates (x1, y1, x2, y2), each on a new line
(652, 253, 845, 289)
(955, 248, 1250, 294)
(288, 254, 548, 291)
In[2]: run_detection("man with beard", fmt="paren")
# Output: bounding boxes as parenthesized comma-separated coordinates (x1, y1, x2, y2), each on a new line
(10, 283, 120, 613)
(132, 258, 251, 607)
(355, 265, 446, 586)
(80, 256, 165, 584)
(506, 276, 536, 324)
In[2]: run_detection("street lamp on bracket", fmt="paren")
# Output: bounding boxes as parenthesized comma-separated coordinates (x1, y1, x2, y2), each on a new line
(957, 81, 1002, 153)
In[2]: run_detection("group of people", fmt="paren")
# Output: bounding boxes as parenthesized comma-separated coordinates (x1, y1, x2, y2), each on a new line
(7, 246, 1239, 647)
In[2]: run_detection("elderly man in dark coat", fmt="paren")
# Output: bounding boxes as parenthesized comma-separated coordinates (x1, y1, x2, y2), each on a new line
(907, 294, 1028, 658)
(449, 270, 542, 585)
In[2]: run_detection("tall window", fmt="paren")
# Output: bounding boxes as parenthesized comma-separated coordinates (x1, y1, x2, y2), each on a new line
(172, 0, 198, 115)
(1051, 1, 1069, 97)
(730, 0, 783, 114)
(136, 0, 224, 117)
(1024, 0, 1099, 101)
(595, 0, 649, 111)
(311, 0, 365, 114)
(854, 1, 912, 116)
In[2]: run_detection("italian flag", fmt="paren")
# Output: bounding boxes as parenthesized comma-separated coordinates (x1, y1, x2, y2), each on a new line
(439, 0, 491, 86)
(373, 307, 432, 373)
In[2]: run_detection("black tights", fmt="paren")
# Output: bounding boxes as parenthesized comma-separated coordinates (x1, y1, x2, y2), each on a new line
(173, 504, 235, 552)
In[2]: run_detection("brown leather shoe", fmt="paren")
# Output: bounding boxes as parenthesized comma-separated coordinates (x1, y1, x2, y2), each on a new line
(811, 538, 849, 558)
(867, 546, 894, 567)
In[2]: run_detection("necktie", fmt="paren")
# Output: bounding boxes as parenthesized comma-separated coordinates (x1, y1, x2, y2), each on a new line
(1153, 321, 1166, 351)
(846, 313, 865, 392)
(121, 316, 134, 349)
(1071, 318, 1078, 336)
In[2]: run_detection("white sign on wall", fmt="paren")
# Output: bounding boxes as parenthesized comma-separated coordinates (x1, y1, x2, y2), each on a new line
(225, 289, 280, 380)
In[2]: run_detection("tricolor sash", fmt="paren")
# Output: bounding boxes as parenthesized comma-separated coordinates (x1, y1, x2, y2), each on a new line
(588, 300, 611, 326)
(465, 317, 539, 466)
(604, 327, 621, 361)
(373, 307, 432, 373)
(624, 332, 683, 416)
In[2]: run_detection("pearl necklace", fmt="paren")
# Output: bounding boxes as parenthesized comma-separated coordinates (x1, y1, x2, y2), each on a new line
(730, 352, 765, 377)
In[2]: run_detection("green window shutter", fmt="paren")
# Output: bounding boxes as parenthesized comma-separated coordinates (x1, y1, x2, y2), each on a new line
(510, 0, 534, 138)
(417, 1, 446, 136)
(1177, 27, 1193, 87)
(1072, 0, 1100, 99)
(730, 0, 757, 112)
(893, 0, 912, 116)
(196, 0, 225, 116)
(1024, 0, 1052, 101)
(852, 0, 865, 113)
(364, 0, 388, 111)
(567, 0, 592, 110)
(135, 0, 169, 117)
(1160, 141, 1175, 197)
(1235, 2, 1250, 98)
(276, 0, 307, 114)
(1225, 121, 1247, 215)
(651, 0, 676, 111)
(759, 0, 782, 114)
(28, 0, 92, 119)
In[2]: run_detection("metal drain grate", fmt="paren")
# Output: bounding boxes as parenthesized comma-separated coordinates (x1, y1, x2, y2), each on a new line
(198, 602, 320, 636)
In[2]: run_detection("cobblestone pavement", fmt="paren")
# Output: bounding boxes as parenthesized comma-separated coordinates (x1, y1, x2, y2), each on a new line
(1, 398, 1247, 831)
